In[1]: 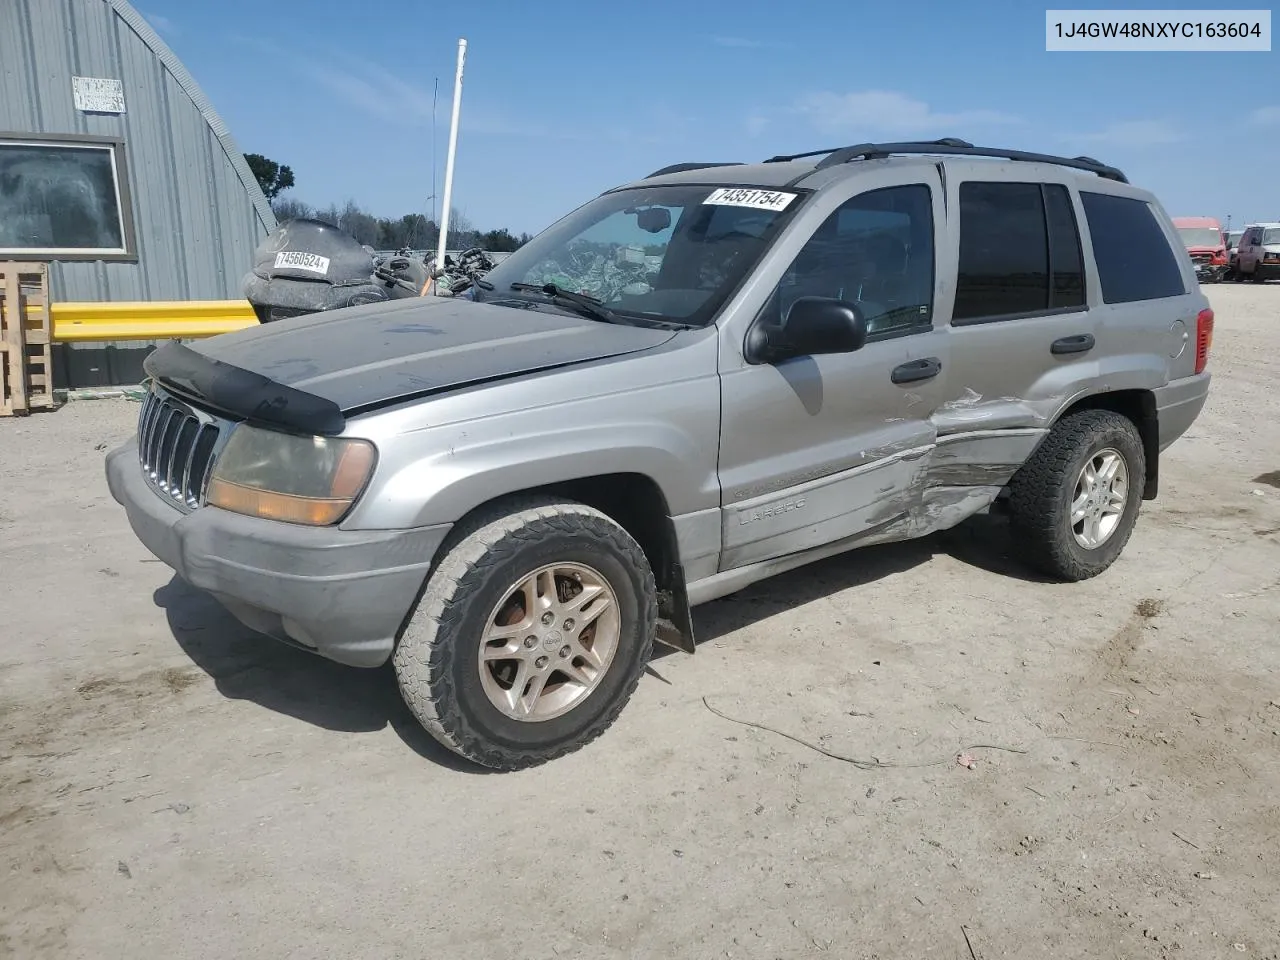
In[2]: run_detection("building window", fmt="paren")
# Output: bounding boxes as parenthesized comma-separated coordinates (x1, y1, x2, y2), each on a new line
(0, 134, 136, 260)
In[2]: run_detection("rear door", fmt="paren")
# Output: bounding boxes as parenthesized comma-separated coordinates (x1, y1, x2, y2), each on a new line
(931, 172, 1095, 486)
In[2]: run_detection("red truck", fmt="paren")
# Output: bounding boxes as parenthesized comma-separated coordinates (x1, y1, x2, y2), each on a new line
(1173, 216, 1229, 283)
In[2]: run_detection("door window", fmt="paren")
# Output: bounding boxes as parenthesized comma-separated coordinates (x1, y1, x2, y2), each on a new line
(769, 184, 935, 338)
(953, 181, 1086, 323)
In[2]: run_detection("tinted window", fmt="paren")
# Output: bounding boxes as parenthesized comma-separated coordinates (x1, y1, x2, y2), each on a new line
(1044, 184, 1085, 309)
(0, 141, 128, 254)
(954, 182, 1048, 320)
(771, 183, 934, 337)
(1079, 192, 1185, 303)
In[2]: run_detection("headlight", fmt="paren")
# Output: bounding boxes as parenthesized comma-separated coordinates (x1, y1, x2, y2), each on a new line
(206, 424, 376, 526)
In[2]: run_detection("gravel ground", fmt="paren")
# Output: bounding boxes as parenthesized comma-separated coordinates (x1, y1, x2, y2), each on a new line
(2, 284, 1278, 960)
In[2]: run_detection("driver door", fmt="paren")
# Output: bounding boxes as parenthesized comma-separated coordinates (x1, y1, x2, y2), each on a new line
(716, 172, 948, 570)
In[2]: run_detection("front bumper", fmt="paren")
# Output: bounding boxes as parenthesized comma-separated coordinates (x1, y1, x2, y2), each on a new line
(106, 440, 450, 667)
(1193, 262, 1227, 282)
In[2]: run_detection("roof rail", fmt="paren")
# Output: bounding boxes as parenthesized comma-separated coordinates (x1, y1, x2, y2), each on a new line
(645, 161, 744, 178)
(765, 138, 1128, 183)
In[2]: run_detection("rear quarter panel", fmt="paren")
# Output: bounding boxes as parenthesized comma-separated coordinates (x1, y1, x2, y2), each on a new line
(1089, 189, 1208, 390)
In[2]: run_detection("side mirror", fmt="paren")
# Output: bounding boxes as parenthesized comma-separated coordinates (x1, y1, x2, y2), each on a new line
(747, 296, 868, 363)
(781, 296, 868, 356)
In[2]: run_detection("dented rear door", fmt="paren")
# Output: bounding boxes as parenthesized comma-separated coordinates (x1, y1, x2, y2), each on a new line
(932, 170, 1099, 486)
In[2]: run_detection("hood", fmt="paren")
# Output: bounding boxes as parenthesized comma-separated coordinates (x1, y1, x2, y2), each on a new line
(186, 295, 677, 415)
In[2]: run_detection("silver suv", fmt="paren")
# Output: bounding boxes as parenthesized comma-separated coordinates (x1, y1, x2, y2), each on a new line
(106, 138, 1214, 771)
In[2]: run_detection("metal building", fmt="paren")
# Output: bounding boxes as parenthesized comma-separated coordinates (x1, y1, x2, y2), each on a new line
(0, 0, 274, 384)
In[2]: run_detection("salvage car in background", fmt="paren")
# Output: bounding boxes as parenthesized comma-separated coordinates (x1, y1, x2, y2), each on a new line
(1173, 216, 1229, 283)
(1235, 222, 1280, 282)
(107, 138, 1213, 771)
(1226, 229, 1244, 279)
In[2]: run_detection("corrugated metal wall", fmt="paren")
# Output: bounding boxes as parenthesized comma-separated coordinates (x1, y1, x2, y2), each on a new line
(0, 0, 275, 303)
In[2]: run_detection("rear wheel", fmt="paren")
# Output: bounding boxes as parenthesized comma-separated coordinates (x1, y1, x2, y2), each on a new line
(1007, 410, 1145, 581)
(393, 498, 657, 771)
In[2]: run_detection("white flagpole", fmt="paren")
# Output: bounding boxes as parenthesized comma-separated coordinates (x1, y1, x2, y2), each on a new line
(434, 38, 467, 283)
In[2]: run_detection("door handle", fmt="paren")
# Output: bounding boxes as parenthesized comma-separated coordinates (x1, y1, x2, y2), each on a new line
(1051, 334, 1095, 355)
(891, 357, 942, 385)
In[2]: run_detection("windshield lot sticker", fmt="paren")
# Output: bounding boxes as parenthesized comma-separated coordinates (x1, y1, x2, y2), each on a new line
(274, 251, 331, 275)
(703, 188, 797, 212)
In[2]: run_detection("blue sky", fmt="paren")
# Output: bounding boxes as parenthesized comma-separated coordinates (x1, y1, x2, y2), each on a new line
(138, 0, 1278, 235)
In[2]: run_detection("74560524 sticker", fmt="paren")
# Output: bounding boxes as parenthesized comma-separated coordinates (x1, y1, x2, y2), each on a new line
(273, 251, 331, 275)
(702, 188, 798, 212)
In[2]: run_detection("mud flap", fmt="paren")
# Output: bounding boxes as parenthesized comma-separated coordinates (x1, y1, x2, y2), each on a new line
(655, 560, 696, 654)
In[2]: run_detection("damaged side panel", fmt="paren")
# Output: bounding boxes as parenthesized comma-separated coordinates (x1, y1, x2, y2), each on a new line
(928, 427, 1047, 487)
(720, 446, 931, 570)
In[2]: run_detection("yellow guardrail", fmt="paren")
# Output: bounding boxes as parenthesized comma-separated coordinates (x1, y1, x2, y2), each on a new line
(30, 300, 260, 342)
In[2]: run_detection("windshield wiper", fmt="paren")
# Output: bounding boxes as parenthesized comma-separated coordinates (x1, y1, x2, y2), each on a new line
(509, 282, 621, 324)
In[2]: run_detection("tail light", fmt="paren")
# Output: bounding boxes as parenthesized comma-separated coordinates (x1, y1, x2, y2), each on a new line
(1195, 308, 1214, 374)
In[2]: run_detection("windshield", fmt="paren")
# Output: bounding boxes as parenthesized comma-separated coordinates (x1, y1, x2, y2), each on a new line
(1177, 227, 1222, 248)
(479, 184, 806, 326)
(1228, 231, 1243, 246)
(1264, 228, 1280, 245)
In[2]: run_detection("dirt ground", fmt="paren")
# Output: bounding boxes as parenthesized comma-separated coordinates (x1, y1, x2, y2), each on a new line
(2, 284, 1278, 960)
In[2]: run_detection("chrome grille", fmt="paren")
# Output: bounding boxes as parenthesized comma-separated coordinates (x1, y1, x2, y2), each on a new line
(136, 387, 222, 510)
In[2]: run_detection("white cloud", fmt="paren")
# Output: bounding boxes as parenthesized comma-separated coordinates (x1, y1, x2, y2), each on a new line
(796, 90, 1021, 137)
(1248, 105, 1280, 125)
(228, 35, 669, 146)
(1071, 119, 1183, 146)
(142, 11, 178, 36)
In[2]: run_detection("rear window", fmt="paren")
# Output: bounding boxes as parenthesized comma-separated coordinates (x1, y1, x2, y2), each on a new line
(1079, 192, 1185, 304)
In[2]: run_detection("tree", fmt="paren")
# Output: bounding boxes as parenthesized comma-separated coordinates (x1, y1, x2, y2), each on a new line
(479, 228, 523, 252)
(268, 193, 532, 253)
(314, 200, 379, 247)
(244, 153, 295, 200)
(271, 197, 313, 223)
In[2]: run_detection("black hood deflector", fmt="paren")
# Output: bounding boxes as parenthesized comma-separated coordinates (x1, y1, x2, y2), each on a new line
(144, 340, 348, 436)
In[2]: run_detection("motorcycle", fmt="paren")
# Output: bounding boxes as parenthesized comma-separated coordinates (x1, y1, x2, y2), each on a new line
(242, 218, 431, 324)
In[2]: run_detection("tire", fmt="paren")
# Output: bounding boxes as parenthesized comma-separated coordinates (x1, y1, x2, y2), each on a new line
(1007, 410, 1145, 581)
(393, 498, 657, 771)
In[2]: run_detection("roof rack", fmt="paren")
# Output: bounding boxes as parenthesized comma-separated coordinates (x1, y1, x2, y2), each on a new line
(644, 161, 743, 178)
(764, 138, 1128, 183)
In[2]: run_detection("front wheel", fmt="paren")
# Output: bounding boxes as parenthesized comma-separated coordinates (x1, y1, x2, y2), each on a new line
(1007, 410, 1145, 581)
(394, 498, 657, 771)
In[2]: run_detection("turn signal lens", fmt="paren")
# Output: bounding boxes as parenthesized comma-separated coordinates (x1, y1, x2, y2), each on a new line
(206, 425, 376, 526)
(1194, 308, 1214, 375)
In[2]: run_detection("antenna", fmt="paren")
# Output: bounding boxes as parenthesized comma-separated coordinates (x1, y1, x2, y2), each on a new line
(434, 38, 467, 278)
(431, 76, 438, 229)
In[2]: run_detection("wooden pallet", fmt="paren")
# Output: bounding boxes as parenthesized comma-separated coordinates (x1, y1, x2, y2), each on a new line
(0, 263, 55, 416)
